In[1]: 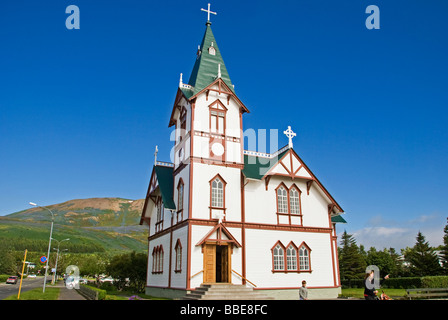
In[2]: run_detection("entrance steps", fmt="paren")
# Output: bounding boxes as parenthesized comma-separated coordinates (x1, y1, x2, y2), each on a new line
(182, 283, 274, 300)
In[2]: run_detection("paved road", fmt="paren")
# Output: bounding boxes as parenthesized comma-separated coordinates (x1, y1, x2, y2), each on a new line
(0, 276, 45, 300)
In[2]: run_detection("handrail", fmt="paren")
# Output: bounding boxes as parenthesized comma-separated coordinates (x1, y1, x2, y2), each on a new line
(232, 269, 257, 288)
(191, 270, 203, 279)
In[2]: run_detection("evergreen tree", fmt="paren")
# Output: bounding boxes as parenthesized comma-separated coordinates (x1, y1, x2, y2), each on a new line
(404, 231, 442, 276)
(388, 247, 406, 277)
(339, 231, 366, 280)
(441, 218, 448, 274)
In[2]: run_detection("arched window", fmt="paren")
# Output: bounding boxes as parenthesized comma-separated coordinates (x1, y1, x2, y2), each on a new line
(211, 177, 224, 208)
(286, 244, 298, 271)
(273, 243, 285, 271)
(175, 240, 182, 273)
(152, 245, 164, 274)
(299, 245, 310, 271)
(277, 186, 288, 214)
(177, 179, 184, 222)
(289, 187, 300, 215)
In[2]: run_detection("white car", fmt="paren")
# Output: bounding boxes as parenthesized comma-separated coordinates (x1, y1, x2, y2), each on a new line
(100, 277, 114, 283)
(28, 274, 37, 278)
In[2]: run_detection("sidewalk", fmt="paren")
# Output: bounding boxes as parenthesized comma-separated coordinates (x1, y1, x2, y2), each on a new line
(54, 282, 87, 300)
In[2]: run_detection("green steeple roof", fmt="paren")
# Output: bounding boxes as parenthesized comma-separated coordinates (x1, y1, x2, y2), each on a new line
(184, 22, 234, 97)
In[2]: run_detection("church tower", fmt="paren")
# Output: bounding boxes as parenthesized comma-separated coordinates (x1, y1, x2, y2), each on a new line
(168, 9, 249, 286)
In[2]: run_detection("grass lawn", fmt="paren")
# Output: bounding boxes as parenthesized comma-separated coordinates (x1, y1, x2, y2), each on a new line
(340, 288, 407, 299)
(4, 287, 60, 300)
(103, 288, 170, 300)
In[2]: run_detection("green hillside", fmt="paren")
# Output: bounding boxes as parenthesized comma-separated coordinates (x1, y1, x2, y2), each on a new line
(0, 198, 148, 253)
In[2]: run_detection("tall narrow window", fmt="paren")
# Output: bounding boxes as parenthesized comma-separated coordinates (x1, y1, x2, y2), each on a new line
(158, 246, 164, 273)
(277, 186, 288, 214)
(210, 110, 225, 134)
(156, 199, 164, 222)
(180, 112, 186, 141)
(273, 244, 285, 271)
(289, 187, 300, 215)
(178, 180, 184, 211)
(299, 246, 310, 271)
(155, 198, 164, 233)
(175, 240, 182, 273)
(176, 180, 184, 222)
(286, 244, 298, 271)
(211, 177, 224, 208)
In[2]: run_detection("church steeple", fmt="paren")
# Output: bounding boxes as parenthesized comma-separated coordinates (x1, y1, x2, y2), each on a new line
(182, 19, 234, 98)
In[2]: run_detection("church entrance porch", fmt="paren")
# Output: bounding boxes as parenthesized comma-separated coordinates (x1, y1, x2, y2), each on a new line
(203, 243, 231, 284)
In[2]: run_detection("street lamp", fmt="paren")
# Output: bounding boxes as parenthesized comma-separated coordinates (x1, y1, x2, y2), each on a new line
(29, 202, 54, 293)
(51, 238, 70, 284)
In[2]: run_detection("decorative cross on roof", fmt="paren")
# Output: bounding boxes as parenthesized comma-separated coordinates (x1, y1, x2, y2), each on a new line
(283, 126, 296, 149)
(201, 3, 217, 22)
(154, 145, 158, 164)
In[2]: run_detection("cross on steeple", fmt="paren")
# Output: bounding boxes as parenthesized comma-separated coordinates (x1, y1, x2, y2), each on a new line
(283, 126, 296, 149)
(201, 3, 217, 23)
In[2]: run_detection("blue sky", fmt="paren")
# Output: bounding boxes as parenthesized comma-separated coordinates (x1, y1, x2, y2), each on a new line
(1, 0, 447, 250)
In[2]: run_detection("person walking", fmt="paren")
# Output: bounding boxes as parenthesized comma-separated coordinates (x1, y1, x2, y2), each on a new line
(299, 280, 308, 300)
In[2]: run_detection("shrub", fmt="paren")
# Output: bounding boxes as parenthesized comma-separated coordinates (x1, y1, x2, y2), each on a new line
(81, 284, 107, 300)
(343, 276, 448, 289)
(421, 276, 448, 288)
(382, 277, 422, 289)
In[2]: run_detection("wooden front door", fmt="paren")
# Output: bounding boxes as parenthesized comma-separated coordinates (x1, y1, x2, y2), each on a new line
(203, 244, 231, 283)
(203, 244, 216, 283)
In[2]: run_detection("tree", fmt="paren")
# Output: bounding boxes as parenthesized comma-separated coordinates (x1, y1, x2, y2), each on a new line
(366, 247, 395, 277)
(128, 251, 147, 293)
(339, 231, 366, 280)
(388, 247, 406, 277)
(440, 218, 448, 274)
(0, 248, 16, 274)
(107, 253, 131, 291)
(106, 251, 147, 293)
(404, 231, 442, 276)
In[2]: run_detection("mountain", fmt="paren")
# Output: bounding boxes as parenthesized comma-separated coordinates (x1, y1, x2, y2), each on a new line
(0, 198, 148, 253)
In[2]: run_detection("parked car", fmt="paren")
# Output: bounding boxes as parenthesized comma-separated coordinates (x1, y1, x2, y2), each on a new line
(78, 277, 88, 284)
(99, 276, 114, 283)
(28, 274, 37, 278)
(6, 276, 18, 284)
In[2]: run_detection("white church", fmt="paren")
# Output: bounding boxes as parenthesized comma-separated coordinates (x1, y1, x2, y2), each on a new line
(140, 5, 346, 300)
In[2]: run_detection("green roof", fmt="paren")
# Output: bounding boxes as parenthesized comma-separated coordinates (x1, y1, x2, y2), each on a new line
(331, 215, 347, 224)
(242, 149, 289, 180)
(153, 165, 176, 210)
(183, 22, 234, 98)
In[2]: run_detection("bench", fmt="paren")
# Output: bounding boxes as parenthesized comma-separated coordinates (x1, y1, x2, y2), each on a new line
(406, 288, 448, 300)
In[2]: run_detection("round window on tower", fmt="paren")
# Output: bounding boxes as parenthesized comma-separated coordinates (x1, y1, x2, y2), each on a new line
(211, 142, 224, 156)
